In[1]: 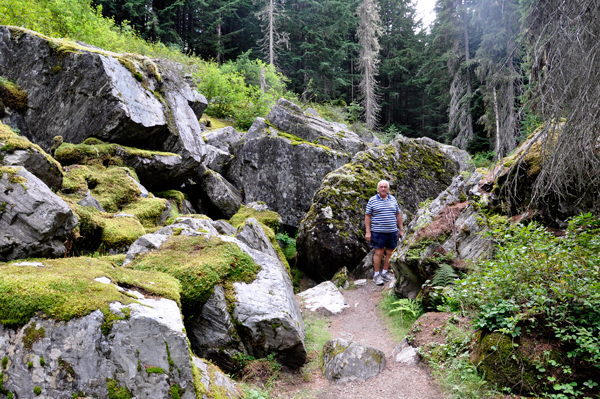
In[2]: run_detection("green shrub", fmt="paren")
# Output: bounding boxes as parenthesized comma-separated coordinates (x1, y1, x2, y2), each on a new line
(445, 213, 600, 394)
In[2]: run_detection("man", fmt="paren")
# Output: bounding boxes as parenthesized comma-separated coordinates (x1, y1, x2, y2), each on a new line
(365, 180, 404, 285)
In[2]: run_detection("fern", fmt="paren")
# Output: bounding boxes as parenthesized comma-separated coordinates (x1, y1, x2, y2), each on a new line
(431, 264, 459, 287)
(389, 298, 423, 324)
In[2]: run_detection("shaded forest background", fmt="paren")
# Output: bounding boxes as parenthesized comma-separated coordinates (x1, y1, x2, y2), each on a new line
(86, 0, 533, 159)
(0, 0, 594, 165)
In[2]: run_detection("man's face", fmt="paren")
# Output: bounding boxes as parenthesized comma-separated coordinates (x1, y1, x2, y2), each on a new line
(378, 182, 389, 198)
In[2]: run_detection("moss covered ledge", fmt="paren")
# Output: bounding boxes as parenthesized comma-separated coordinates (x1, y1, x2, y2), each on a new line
(0, 257, 181, 326)
(125, 235, 261, 313)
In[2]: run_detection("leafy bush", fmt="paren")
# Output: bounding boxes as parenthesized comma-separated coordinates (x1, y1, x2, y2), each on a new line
(447, 213, 600, 367)
(471, 150, 496, 169)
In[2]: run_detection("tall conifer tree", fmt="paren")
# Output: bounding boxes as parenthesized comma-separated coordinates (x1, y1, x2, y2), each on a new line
(356, 0, 383, 129)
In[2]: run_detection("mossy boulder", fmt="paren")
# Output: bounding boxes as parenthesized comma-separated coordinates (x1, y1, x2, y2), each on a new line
(322, 339, 386, 382)
(125, 216, 306, 370)
(54, 139, 192, 191)
(0, 122, 63, 189)
(0, 26, 207, 170)
(296, 136, 461, 281)
(0, 257, 196, 398)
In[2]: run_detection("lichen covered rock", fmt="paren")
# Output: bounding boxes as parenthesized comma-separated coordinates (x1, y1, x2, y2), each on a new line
(0, 166, 77, 260)
(322, 338, 386, 383)
(296, 137, 461, 281)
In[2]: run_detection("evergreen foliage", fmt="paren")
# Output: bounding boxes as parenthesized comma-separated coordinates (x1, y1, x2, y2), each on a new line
(430, 264, 458, 287)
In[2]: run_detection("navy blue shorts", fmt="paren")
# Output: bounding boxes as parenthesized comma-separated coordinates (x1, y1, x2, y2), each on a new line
(370, 231, 399, 249)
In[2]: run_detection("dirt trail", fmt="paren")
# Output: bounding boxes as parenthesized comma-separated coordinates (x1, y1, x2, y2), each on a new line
(270, 281, 445, 399)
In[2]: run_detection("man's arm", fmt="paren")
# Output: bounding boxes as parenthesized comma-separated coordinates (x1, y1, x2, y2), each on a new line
(397, 212, 404, 237)
(365, 214, 372, 242)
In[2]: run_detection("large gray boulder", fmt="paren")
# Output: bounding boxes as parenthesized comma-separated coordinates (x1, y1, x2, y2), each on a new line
(322, 339, 386, 383)
(202, 144, 234, 175)
(391, 174, 491, 299)
(0, 291, 195, 398)
(0, 26, 207, 171)
(227, 116, 351, 228)
(267, 98, 376, 154)
(0, 124, 63, 190)
(201, 169, 242, 219)
(0, 166, 77, 260)
(296, 136, 462, 281)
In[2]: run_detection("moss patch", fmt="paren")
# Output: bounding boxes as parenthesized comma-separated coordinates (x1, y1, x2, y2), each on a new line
(0, 77, 27, 112)
(55, 140, 179, 167)
(101, 217, 146, 249)
(106, 378, 132, 399)
(22, 325, 46, 349)
(276, 131, 334, 152)
(126, 235, 260, 313)
(230, 205, 281, 232)
(61, 165, 140, 212)
(0, 257, 181, 326)
(154, 190, 186, 209)
(121, 197, 167, 228)
(0, 122, 62, 172)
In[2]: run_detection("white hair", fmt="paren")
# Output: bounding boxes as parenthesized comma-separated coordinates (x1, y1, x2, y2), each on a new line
(377, 180, 390, 188)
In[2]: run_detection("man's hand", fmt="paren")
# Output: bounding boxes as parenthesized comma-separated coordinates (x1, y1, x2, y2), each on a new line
(366, 232, 371, 242)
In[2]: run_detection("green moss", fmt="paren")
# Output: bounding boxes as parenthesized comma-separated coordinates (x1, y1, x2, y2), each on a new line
(27, 361, 33, 369)
(55, 141, 179, 167)
(101, 217, 146, 249)
(126, 235, 261, 312)
(101, 306, 130, 335)
(0, 77, 28, 112)
(1, 356, 7, 369)
(39, 356, 45, 367)
(169, 383, 182, 399)
(33, 386, 41, 395)
(145, 366, 164, 374)
(154, 190, 186, 208)
(229, 205, 281, 232)
(0, 122, 62, 172)
(22, 325, 46, 349)
(121, 197, 167, 228)
(276, 131, 334, 152)
(61, 165, 141, 212)
(0, 257, 180, 326)
(52, 65, 62, 74)
(106, 378, 132, 399)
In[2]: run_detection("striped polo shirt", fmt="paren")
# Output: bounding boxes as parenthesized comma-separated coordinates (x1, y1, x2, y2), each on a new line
(365, 194, 400, 233)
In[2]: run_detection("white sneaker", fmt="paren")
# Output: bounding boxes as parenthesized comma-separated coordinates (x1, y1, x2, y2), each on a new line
(374, 274, 384, 285)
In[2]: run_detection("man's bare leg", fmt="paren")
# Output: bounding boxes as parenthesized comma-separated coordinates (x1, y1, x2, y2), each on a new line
(383, 248, 393, 271)
(373, 248, 385, 273)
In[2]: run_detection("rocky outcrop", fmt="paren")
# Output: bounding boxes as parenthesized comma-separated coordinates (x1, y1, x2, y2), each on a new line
(0, 289, 195, 398)
(203, 126, 242, 153)
(124, 215, 307, 371)
(296, 136, 462, 281)
(203, 144, 233, 175)
(267, 98, 377, 154)
(0, 26, 207, 172)
(54, 139, 191, 191)
(322, 339, 386, 383)
(201, 169, 243, 219)
(0, 122, 63, 190)
(227, 116, 351, 228)
(0, 166, 77, 260)
(391, 174, 491, 300)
